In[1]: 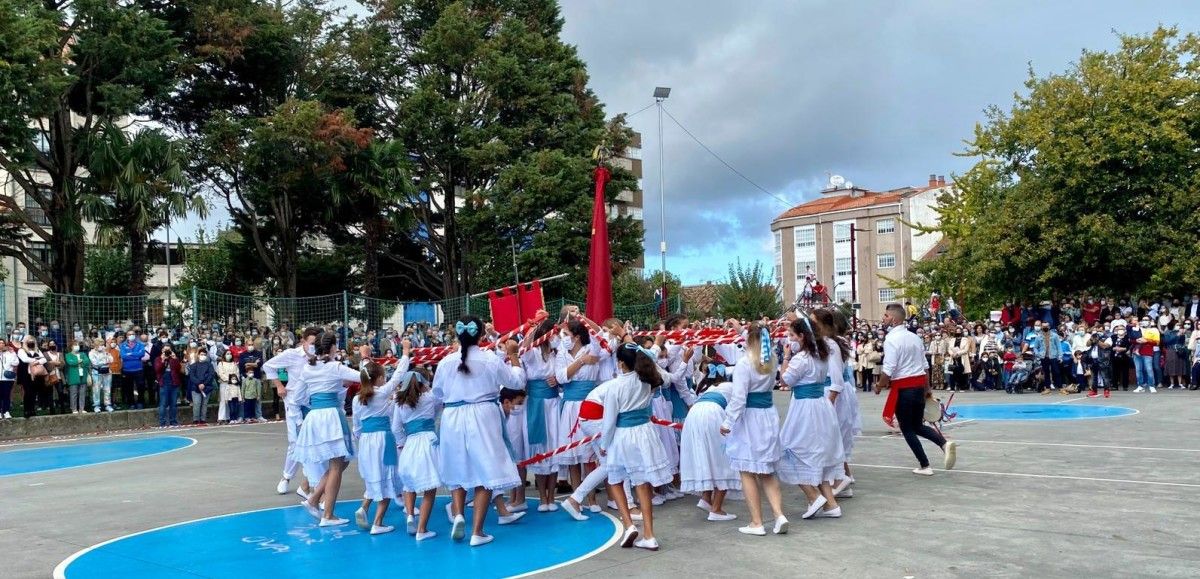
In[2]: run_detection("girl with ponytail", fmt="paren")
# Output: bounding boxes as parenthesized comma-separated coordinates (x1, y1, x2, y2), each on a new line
(519, 318, 563, 511)
(392, 367, 441, 541)
(433, 316, 527, 547)
(552, 319, 606, 510)
(777, 313, 844, 521)
(350, 340, 411, 535)
(811, 308, 861, 497)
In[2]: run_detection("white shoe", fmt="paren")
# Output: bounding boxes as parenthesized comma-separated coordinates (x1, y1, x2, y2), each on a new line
(630, 511, 644, 522)
(707, 512, 737, 522)
(105, 407, 113, 412)
(634, 537, 660, 551)
(739, 525, 767, 536)
(446, 503, 456, 523)
(451, 514, 466, 541)
(913, 466, 934, 476)
(801, 495, 827, 519)
(537, 504, 551, 513)
(469, 534, 494, 547)
(944, 441, 958, 471)
(1149, 387, 1158, 393)
(835, 487, 854, 499)
(295, 487, 309, 501)
(301, 501, 321, 519)
(355, 508, 368, 530)
(508, 501, 528, 512)
(561, 499, 589, 521)
(607, 500, 619, 511)
(651, 494, 665, 506)
(696, 499, 712, 512)
(587, 504, 602, 513)
(1133, 387, 1145, 393)
(3, 412, 10, 419)
(415, 530, 437, 541)
(544, 503, 559, 512)
(668, 489, 685, 500)
(276, 478, 289, 495)
(620, 525, 639, 548)
(370, 524, 394, 535)
(814, 506, 842, 519)
(497, 511, 526, 525)
(772, 515, 789, 535)
(406, 515, 416, 535)
(318, 517, 348, 527)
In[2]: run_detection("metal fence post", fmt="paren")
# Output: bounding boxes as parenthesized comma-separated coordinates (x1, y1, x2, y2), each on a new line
(191, 287, 199, 327)
(342, 291, 350, 348)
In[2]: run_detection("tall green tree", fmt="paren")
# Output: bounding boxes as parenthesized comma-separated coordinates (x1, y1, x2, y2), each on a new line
(83, 247, 149, 297)
(904, 27, 1200, 314)
(0, 0, 178, 293)
(717, 260, 781, 321)
(83, 123, 204, 296)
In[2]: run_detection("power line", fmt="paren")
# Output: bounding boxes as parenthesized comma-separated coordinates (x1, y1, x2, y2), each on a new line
(660, 106, 794, 209)
(624, 102, 656, 119)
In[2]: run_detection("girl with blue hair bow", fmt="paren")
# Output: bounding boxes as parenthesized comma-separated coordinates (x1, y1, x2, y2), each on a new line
(350, 350, 411, 536)
(392, 366, 442, 541)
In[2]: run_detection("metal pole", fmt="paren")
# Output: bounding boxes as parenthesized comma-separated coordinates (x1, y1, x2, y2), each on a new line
(656, 98, 667, 287)
(467, 273, 571, 298)
(165, 217, 172, 309)
(510, 236, 522, 320)
(341, 291, 350, 349)
(849, 227, 858, 324)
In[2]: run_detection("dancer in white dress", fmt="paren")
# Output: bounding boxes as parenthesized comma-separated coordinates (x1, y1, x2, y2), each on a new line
(813, 309, 862, 497)
(778, 315, 844, 520)
(680, 375, 740, 521)
(351, 349, 411, 535)
(433, 316, 527, 547)
(264, 327, 322, 497)
(599, 343, 674, 551)
(297, 334, 363, 526)
(519, 318, 562, 511)
(721, 322, 789, 536)
(393, 367, 441, 541)
(552, 320, 605, 509)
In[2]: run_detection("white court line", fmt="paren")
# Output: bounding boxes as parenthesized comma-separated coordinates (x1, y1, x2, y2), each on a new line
(859, 436, 1200, 454)
(1052, 395, 1088, 404)
(851, 463, 1200, 489)
(0, 420, 283, 448)
(0, 437, 197, 479)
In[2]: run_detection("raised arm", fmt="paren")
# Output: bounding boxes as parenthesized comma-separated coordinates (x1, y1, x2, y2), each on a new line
(721, 365, 751, 432)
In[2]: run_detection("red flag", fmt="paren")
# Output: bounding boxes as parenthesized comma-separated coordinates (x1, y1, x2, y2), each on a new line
(585, 166, 614, 322)
(488, 288, 521, 334)
(517, 280, 545, 321)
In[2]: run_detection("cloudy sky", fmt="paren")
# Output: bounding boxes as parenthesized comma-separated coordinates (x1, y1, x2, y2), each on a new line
(556, 0, 1200, 284)
(168, 1, 1200, 287)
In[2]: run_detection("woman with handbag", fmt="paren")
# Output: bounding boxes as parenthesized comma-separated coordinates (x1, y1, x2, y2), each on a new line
(947, 328, 973, 393)
(89, 338, 114, 412)
(0, 340, 18, 419)
(43, 342, 65, 414)
(17, 337, 47, 418)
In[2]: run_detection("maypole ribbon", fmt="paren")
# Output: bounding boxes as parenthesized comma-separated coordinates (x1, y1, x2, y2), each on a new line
(516, 415, 684, 467)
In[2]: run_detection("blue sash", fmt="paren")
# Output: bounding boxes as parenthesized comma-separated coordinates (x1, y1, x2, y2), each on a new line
(745, 391, 774, 408)
(697, 391, 727, 409)
(309, 392, 352, 456)
(443, 397, 514, 461)
(651, 386, 665, 399)
(404, 418, 435, 435)
(525, 379, 558, 446)
(616, 406, 651, 427)
(361, 416, 397, 466)
(671, 377, 694, 421)
(791, 382, 825, 400)
(560, 380, 597, 402)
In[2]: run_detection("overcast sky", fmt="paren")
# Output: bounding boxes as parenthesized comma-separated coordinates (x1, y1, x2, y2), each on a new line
(168, 1, 1200, 287)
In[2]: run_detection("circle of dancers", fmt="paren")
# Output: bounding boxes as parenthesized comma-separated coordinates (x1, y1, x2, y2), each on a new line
(261, 305, 956, 551)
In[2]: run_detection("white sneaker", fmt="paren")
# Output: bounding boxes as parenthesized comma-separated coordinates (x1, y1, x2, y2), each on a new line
(696, 499, 712, 512)
(634, 537, 660, 551)
(355, 508, 368, 530)
(537, 504, 551, 513)
(707, 512, 737, 521)
(913, 466, 934, 476)
(318, 517, 348, 527)
(738, 524, 767, 536)
(1133, 387, 1145, 393)
(415, 530, 437, 541)
(772, 515, 790, 535)
(835, 487, 854, 499)
(370, 524, 394, 535)
(544, 503, 559, 512)
(607, 500, 619, 511)
(630, 511, 644, 522)
(814, 506, 842, 519)
(508, 501, 528, 512)
(406, 515, 416, 535)
(651, 494, 665, 506)
(497, 511, 526, 525)
(560, 499, 588, 521)
(301, 501, 321, 519)
(832, 478, 851, 496)
(1149, 387, 1158, 393)
(587, 504, 602, 513)
(276, 478, 289, 495)
(620, 525, 639, 548)
(295, 487, 310, 501)
(469, 534, 494, 547)
(105, 407, 113, 412)
(446, 503, 456, 523)
(2, 412, 10, 419)
(944, 441, 958, 471)
(801, 495, 827, 519)
(451, 514, 466, 541)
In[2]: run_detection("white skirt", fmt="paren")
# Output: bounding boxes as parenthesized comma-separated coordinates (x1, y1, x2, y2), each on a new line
(777, 398, 845, 486)
(725, 406, 782, 474)
(680, 402, 742, 493)
(439, 401, 521, 491)
(356, 431, 400, 500)
(526, 398, 561, 475)
(506, 409, 528, 463)
(398, 431, 441, 493)
(294, 406, 353, 465)
(832, 386, 862, 461)
(651, 394, 680, 474)
(554, 399, 594, 466)
(606, 422, 674, 488)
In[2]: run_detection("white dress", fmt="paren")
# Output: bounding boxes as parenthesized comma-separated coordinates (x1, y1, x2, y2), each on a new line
(393, 390, 443, 493)
(506, 403, 527, 463)
(352, 366, 408, 501)
(777, 352, 845, 486)
(599, 371, 674, 488)
(294, 360, 361, 465)
(680, 382, 742, 493)
(825, 341, 861, 462)
(521, 348, 561, 476)
(722, 362, 782, 474)
(433, 346, 526, 491)
(554, 341, 607, 467)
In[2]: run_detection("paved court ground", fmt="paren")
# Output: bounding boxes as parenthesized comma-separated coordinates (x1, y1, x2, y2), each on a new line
(2, 390, 1197, 578)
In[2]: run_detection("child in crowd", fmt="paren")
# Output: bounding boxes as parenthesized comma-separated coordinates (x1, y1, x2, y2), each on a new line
(217, 351, 241, 424)
(1071, 351, 1088, 394)
(242, 362, 262, 423)
(501, 388, 528, 511)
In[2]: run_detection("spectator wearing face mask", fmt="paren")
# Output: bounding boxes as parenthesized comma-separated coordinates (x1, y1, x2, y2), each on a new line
(0, 341, 18, 419)
(187, 348, 216, 425)
(217, 351, 242, 424)
(64, 340, 91, 414)
(1161, 322, 1188, 389)
(88, 338, 114, 413)
(154, 345, 183, 427)
(1127, 317, 1159, 393)
(1028, 323, 1063, 394)
(239, 339, 264, 380)
(48, 321, 65, 353)
(120, 333, 147, 409)
(228, 336, 246, 362)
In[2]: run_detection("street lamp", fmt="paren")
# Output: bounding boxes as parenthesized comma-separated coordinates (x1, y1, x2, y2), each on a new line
(654, 86, 670, 313)
(848, 226, 869, 322)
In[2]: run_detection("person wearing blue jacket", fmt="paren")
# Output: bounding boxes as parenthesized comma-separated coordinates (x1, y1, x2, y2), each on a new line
(1028, 324, 1064, 394)
(119, 333, 148, 409)
(187, 352, 217, 425)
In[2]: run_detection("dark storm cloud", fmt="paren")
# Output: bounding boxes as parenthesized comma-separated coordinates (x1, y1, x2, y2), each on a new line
(559, 0, 1200, 283)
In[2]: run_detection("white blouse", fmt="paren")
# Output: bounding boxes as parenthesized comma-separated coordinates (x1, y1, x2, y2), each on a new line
(722, 361, 777, 430)
(598, 371, 653, 451)
(781, 351, 828, 387)
(300, 360, 362, 397)
(432, 346, 525, 404)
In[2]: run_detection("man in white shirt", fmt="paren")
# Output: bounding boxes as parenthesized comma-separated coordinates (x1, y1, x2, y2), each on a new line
(875, 303, 957, 476)
(263, 327, 322, 497)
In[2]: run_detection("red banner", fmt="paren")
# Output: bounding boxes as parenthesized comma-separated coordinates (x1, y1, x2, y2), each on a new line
(585, 166, 614, 322)
(488, 288, 521, 334)
(517, 280, 544, 321)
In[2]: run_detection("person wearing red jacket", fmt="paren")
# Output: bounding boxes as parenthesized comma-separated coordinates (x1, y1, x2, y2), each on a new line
(1081, 299, 1101, 327)
(154, 345, 184, 427)
(999, 301, 1021, 327)
(1127, 317, 1159, 393)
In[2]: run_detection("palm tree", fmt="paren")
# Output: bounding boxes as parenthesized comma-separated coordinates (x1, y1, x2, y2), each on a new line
(83, 123, 207, 296)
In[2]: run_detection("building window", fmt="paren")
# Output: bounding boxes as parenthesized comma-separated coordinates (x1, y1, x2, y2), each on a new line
(879, 288, 898, 303)
(835, 257, 852, 277)
(877, 253, 896, 269)
(27, 242, 52, 283)
(795, 226, 815, 248)
(876, 218, 895, 234)
(774, 231, 782, 253)
(833, 223, 851, 243)
(835, 290, 852, 304)
(628, 207, 643, 221)
(24, 185, 51, 226)
(795, 260, 816, 281)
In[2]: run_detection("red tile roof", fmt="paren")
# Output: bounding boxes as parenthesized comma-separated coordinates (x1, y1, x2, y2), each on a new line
(774, 190, 904, 221)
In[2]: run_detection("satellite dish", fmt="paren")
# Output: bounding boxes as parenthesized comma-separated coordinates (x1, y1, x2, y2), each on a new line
(845, 181, 854, 189)
(829, 175, 846, 188)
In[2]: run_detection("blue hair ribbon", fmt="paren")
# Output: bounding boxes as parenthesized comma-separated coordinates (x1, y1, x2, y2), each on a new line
(455, 321, 478, 337)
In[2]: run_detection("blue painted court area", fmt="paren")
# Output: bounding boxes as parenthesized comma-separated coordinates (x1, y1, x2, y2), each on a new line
(57, 497, 620, 579)
(0, 436, 194, 477)
(952, 403, 1136, 421)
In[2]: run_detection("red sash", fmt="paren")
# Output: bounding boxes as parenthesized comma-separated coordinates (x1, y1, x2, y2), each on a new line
(882, 374, 927, 428)
(579, 399, 603, 421)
